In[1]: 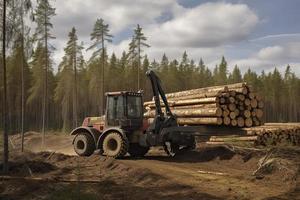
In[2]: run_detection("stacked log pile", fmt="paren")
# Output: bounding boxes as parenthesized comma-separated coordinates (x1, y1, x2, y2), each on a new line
(144, 82, 264, 127)
(206, 123, 300, 146)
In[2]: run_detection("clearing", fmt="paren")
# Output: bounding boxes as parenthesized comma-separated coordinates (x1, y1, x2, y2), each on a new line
(0, 132, 299, 200)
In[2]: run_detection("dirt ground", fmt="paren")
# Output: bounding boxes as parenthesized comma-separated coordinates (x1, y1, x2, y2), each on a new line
(1, 132, 300, 200)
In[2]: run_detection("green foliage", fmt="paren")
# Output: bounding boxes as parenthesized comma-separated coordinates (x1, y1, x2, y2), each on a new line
(34, 0, 56, 44)
(87, 18, 112, 60)
(127, 24, 150, 90)
(1, 5, 300, 133)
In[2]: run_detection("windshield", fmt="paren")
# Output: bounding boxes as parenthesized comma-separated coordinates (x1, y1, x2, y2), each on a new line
(127, 96, 142, 118)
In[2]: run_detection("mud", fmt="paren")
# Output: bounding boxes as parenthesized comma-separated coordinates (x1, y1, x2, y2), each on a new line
(1, 132, 300, 200)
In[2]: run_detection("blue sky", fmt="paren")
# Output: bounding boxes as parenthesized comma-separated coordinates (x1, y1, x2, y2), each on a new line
(50, 0, 300, 75)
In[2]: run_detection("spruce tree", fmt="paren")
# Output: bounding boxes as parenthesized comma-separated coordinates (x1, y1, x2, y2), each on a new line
(228, 65, 242, 83)
(55, 27, 83, 130)
(217, 56, 228, 84)
(87, 18, 112, 115)
(128, 24, 150, 90)
(2, 0, 8, 173)
(34, 0, 55, 146)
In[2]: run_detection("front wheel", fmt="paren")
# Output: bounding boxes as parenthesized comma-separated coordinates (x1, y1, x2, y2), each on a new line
(73, 133, 95, 156)
(102, 132, 128, 158)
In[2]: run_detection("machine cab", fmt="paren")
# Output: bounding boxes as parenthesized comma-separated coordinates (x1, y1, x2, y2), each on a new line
(105, 91, 143, 130)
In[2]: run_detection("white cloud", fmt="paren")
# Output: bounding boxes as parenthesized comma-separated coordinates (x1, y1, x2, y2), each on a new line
(107, 2, 259, 67)
(146, 2, 258, 48)
(258, 46, 284, 60)
(230, 44, 300, 75)
(53, 0, 177, 35)
(46, 0, 299, 77)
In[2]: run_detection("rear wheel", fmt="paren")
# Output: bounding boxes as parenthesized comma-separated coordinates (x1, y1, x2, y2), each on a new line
(128, 143, 149, 157)
(73, 133, 95, 156)
(102, 132, 128, 158)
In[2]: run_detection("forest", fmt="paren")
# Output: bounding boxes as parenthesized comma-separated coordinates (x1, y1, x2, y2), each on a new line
(1, 0, 300, 134)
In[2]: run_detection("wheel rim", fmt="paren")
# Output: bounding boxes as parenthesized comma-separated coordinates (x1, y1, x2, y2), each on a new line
(107, 138, 118, 151)
(76, 140, 85, 150)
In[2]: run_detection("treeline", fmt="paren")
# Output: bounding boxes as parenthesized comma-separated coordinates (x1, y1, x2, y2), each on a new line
(1, 0, 300, 134)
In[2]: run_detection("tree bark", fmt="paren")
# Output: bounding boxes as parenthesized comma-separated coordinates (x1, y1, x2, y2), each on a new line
(144, 97, 220, 107)
(144, 107, 222, 118)
(2, 0, 9, 173)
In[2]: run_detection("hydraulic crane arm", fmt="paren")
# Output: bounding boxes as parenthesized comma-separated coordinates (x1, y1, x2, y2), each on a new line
(146, 70, 173, 118)
(145, 70, 177, 135)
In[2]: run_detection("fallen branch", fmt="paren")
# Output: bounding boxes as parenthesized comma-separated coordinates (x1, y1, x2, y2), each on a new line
(0, 176, 103, 183)
(197, 170, 228, 176)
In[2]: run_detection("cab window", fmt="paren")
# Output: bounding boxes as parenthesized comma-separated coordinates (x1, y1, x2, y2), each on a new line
(107, 95, 124, 122)
(127, 96, 142, 118)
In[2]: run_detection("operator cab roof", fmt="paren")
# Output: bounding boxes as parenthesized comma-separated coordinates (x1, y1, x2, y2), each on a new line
(105, 91, 143, 97)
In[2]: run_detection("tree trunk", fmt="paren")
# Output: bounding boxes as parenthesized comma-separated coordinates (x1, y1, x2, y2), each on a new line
(42, 10, 48, 148)
(20, 1, 25, 152)
(73, 43, 78, 127)
(144, 107, 222, 118)
(2, 0, 9, 173)
(101, 33, 105, 115)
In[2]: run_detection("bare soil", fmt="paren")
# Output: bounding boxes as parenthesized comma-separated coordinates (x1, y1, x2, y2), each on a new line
(1, 132, 300, 200)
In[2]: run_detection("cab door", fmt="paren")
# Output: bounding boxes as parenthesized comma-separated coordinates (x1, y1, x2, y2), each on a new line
(106, 95, 125, 126)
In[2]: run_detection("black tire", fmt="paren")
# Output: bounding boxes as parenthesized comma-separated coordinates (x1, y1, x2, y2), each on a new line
(73, 133, 95, 156)
(102, 132, 128, 158)
(128, 143, 150, 157)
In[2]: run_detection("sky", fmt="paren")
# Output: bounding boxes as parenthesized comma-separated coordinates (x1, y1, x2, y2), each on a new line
(45, 0, 300, 75)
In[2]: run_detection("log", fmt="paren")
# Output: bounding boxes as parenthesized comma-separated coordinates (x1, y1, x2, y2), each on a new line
(228, 104, 236, 111)
(148, 103, 220, 109)
(147, 117, 223, 125)
(243, 110, 251, 118)
(248, 92, 255, 100)
(144, 97, 220, 107)
(167, 90, 223, 101)
(237, 117, 245, 127)
(231, 119, 238, 126)
(206, 141, 255, 145)
(165, 82, 247, 100)
(144, 107, 223, 118)
(209, 136, 258, 142)
(236, 94, 245, 101)
(233, 87, 248, 95)
(226, 82, 247, 89)
(244, 98, 251, 106)
(222, 109, 230, 116)
(250, 99, 258, 108)
(229, 91, 236, 97)
(177, 118, 223, 125)
(255, 109, 263, 118)
(229, 112, 236, 119)
(255, 94, 262, 101)
(228, 97, 235, 104)
(223, 117, 231, 125)
(245, 118, 253, 127)
(234, 109, 240, 116)
(238, 105, 245, 111)
(165, 86, 227, 99)
(219, 97, 226, 104)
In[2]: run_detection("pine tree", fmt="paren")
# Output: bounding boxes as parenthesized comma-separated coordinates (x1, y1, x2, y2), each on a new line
(2, 0, 9, 173)
(179, 51, 190, 90)
(228, 65, 242, 83)
(217, 56, 228, 84)
(34, 0, 55, 146)
(55, 27, 84, 131)
(14, 0, 33, 151)
(128, 24, 150, 90)
(87, 18, 112, 115)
